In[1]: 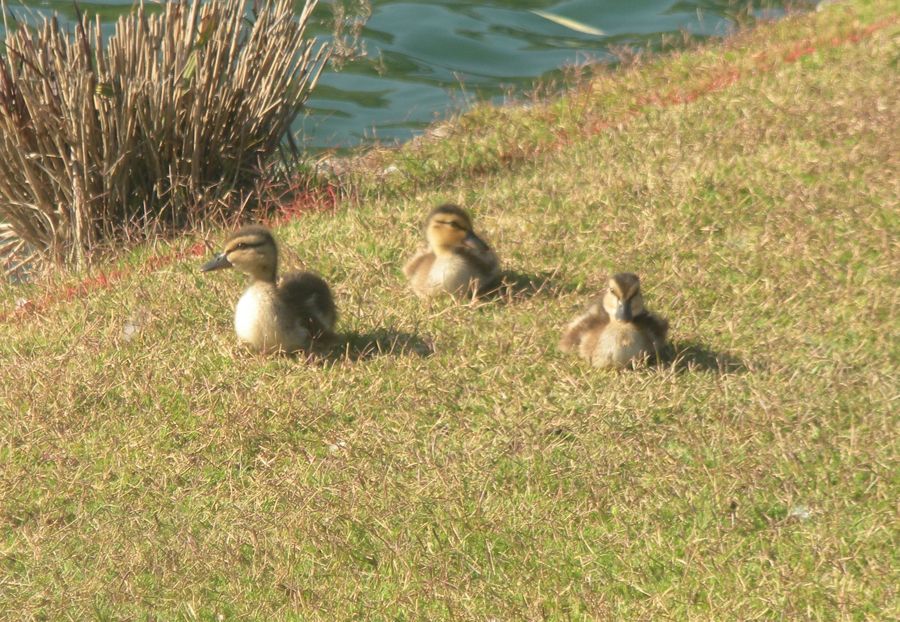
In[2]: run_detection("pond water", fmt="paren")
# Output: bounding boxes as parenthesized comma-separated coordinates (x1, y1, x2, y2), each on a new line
(2, 1, 785, 152)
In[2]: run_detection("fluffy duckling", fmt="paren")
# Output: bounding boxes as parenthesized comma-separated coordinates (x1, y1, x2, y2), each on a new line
(559, 272, 668, 369)
(403, 204, 500, 298)
(201, 225, 336, 354)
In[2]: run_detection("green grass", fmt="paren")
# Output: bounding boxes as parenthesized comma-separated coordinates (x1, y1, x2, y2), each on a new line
(1, 0, 898, 619)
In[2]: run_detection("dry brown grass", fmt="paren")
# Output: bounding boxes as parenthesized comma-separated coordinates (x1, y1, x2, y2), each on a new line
(0, 0, 897, 619)
(0, 0, 327, 269)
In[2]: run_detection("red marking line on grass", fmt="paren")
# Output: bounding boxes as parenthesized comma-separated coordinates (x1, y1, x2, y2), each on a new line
(1, 185, 338, 324)
(549, 16, 896, 148)
(1, 16, 894, 325)
(1, 243, 209, 323)
(260, 184, 340, 228)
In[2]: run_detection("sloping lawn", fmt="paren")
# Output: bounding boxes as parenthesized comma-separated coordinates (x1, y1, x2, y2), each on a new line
(0, 1, 897, 619)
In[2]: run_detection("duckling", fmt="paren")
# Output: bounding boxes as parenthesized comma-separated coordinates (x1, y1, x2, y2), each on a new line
(201, 225, 336, 354)
(403, 203, 500, 298)
(559, 272, 668, 369)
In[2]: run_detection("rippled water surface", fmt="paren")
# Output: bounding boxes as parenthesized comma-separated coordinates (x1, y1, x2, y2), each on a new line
(3, 1, 784, 151)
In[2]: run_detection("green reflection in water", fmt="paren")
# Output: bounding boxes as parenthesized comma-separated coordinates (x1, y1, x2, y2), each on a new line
(1, 0, 785, 151)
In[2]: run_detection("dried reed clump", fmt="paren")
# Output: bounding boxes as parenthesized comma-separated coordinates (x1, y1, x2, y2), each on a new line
(0, 0, 329, 269)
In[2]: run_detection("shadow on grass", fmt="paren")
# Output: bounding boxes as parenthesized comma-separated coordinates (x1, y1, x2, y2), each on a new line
(663, 340, 747, 374)
(481, 269, 575, 302)
(320, 329, 434, 362)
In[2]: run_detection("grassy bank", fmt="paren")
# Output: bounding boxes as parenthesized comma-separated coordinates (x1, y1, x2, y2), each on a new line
(1, 0, 897, 619)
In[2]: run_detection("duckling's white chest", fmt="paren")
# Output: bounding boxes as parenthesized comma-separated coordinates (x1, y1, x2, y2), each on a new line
(234, 285, 279, 351)
(429, 255, 477, 293)
(593, 323, 653, 369)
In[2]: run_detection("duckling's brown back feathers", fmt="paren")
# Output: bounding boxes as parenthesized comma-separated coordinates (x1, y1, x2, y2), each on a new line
(455, 244, 498, 276)
(403, 251, 435, 279)
(279, 271, 337, 339)
(632, 311, 669, 347)
(558, 297, 609, 352)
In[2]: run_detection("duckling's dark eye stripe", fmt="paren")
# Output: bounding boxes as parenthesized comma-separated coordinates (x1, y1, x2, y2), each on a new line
(435, 219, 466, 230)
(228, 240, 265, 252)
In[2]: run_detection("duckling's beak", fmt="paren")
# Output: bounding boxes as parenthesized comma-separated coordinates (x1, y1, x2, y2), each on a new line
(615, 299, 633, 322)
(464, 231, 490, 252)
(201, 252, 232, 272)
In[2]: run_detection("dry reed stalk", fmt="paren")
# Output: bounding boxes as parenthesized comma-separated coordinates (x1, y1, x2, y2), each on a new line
(0, 0, 329, 269)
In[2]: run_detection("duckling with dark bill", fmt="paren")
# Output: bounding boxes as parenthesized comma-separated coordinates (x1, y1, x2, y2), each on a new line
(201, 225, 336, 354)
(403, 203, 500, 298)
(559, 272, 668, 369)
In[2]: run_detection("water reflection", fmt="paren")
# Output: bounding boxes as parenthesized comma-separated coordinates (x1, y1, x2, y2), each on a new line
(2, 0, 784, 150)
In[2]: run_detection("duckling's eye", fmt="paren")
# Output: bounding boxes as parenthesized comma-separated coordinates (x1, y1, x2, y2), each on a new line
(236, 243, 248, 250)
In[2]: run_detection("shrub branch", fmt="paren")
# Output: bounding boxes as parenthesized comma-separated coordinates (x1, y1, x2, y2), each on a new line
(0, 0, 330, 268)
